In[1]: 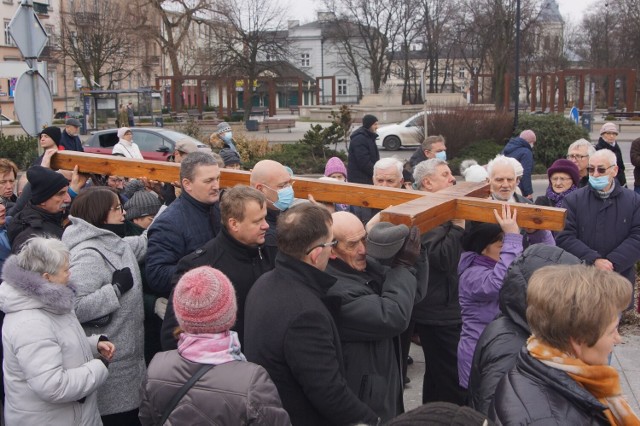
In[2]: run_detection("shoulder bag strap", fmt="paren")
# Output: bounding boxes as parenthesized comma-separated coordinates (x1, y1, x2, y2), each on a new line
(158, 363, 214, 425)
(83, 246, 117, 271)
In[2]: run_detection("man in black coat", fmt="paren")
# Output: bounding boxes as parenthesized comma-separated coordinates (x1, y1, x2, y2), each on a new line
(347, 114, 380, 184)
(59, 118, 84, 152)
(244, 204, 379, 426)
(595, 122, 626, 187)
(325, 212, 427, 422)
(160, 186, 273, 349)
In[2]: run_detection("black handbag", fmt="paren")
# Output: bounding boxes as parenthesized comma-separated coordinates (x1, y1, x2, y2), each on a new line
(80, 247, 118, 329)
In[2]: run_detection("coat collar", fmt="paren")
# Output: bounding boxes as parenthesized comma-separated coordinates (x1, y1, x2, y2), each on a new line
(275, 252, 337, 297)
(219, 227, 265, 260)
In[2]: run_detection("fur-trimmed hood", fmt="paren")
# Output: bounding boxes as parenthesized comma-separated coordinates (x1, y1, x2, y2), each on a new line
(0, 255, 77, 315)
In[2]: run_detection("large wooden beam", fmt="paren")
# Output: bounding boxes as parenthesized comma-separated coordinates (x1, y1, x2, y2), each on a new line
(50, 152, 566, 231)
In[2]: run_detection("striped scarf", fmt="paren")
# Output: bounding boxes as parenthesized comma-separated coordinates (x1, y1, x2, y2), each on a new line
(528, 336, 640, 426)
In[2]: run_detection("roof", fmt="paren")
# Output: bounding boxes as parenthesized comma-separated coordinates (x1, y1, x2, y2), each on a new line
(538, 0, 564, 24)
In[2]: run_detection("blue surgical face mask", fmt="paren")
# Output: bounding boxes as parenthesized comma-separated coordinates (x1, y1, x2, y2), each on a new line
(222, 132, 233, 142)
(589, 175, 611, 191)
(435, 151, 447, 161)
(272, 185, 295, 211)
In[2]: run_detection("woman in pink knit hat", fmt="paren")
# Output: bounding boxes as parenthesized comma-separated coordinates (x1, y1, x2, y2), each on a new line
(139, 266, 290, 425)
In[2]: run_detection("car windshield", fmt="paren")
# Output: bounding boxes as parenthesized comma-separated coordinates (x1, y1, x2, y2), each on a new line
(404, 112, 425, 127)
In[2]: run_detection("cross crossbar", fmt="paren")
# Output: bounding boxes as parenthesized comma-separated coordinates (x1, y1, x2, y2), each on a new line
(51, 151, 566, 232)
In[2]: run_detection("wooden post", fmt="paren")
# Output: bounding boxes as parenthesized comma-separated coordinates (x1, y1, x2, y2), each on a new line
(50, 152, 566, 232)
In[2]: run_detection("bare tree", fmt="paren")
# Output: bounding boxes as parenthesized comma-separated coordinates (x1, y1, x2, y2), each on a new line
(419, 0, 457, 93)
(202, 0, 291, 119)
(58, 0, 138, 89)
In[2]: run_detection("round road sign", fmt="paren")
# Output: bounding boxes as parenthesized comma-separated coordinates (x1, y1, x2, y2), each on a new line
(13, 70, 53, 136)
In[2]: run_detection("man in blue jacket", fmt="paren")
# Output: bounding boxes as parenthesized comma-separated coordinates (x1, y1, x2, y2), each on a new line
(556, 149, 640, 294)
(502, 129, 536, 199)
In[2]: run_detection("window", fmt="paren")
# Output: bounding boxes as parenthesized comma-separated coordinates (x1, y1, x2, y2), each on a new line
(301, 53, 310, 67)
(337, 78, 347, 95)
(459, 67, 465, 79)
(4, 20, 14, 46)
(45, 25, 55, 46)
(47, 70, 57, 95)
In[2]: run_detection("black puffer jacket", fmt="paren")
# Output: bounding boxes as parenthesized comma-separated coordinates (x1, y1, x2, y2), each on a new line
(347, 127, 380, 184)
(7, 203, 65, 253)
(468, 244, 580, 415)
(489, 348, 610, 425)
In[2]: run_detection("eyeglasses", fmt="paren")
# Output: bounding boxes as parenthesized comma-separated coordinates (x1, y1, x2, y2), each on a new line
(110, 204, 124, 212)
(264, 181, 294, 191)
(306, 239, 337, 255)
(550, 177, 572, 183)
(587, 165, 615, 175)
(566, 154, 588, 161)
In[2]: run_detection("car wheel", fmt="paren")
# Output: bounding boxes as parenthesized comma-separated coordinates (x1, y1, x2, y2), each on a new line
(383, 136, 401, 150)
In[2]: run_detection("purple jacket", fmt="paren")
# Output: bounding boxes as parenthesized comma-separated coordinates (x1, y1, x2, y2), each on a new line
(457, 232, 523, 389)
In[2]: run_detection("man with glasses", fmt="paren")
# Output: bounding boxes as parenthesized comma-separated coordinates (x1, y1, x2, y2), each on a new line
(244, 204, 379, 426)
(566, 138, 596, 188)
(557, 149, 640, 291)
(250, 159, 295, 260)
(595, 122, 626, 187)
(409, 135, 448, 169)
(324, 211, 425, 421)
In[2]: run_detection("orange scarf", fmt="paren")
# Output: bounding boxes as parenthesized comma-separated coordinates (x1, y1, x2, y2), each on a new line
(528, 336, 640, 426)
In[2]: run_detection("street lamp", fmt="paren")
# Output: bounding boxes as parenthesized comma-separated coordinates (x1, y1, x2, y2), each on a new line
(514, 0, 521, 130)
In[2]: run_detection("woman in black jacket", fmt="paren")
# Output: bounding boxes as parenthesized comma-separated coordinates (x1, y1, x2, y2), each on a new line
(490, 264, 639, 425)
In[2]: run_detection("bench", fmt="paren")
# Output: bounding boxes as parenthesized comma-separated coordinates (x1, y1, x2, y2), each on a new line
(263, 118, 296, 133)
(249, 107, 268, 118)
(289, 105, 300, 115)
(187, 109, 202, 120)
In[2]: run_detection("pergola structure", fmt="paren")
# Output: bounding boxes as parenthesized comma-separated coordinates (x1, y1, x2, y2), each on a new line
(51, 152, 566, 233)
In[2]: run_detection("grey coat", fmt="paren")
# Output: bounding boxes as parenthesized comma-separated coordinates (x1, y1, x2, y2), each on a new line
(62, 215, 147, 416)
(0, 255, 108, 425)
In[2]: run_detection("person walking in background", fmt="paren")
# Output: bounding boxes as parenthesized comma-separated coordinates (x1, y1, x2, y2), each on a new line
(112, 127, 143, 159)
(0, 237, 113, 426)
(59, 118, 84, 152)
(127, 101, 135, 127)
(347, 114, 380, 184)
(118, 103, 128, 128)
(596, 122, 626, 187)
(139, 266, 290, 425)
(502, 129, 536, 200)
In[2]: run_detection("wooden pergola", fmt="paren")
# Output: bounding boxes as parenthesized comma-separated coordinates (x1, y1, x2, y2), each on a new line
(51, 152, 566, 233)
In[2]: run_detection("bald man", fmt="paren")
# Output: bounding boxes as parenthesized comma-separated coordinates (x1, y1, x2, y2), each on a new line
(250, 159, 294, 260)
(324, 212, 426, 421)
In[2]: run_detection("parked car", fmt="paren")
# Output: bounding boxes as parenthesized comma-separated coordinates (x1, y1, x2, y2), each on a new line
(54, 111, 84, 120)
(84, 128, 209, 162)
(375, 111, 428, 150)
(0, 114, 14, 126)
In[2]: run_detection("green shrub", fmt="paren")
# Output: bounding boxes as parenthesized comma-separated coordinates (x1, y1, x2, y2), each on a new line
(515, 113, 589, 169)
(448, 140, 503, 175)
(0, 135, 38, 169)
(604, 114, 617, 121)
(260, 143, 345, 174)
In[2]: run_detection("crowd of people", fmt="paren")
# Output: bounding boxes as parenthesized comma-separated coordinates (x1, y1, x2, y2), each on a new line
(0, 117, 636, 425)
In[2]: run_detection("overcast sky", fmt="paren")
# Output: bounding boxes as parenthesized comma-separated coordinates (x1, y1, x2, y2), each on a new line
(287, 0, 597, 25)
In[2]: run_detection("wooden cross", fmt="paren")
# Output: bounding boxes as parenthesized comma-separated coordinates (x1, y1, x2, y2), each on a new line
(51, 151, 566, 232)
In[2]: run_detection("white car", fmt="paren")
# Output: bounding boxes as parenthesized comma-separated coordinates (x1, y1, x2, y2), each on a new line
(375, 111, 427, 150)
(0, 114, 14, 125)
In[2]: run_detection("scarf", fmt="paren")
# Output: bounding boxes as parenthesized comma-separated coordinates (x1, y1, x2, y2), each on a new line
(528, 336, 640, 426)
(545, 184, 577, 208)
(178, 330, 246, 365)
(98, 223, 126, 238)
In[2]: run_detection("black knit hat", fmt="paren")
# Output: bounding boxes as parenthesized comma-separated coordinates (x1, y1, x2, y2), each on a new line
(27, 166, 69, 205)
(39, 126, 62, 146)
(462, 222, 503, 255)
(387, 402, 495, 425)
(124, 190, 162, 220)
(362, 114, 378, 129)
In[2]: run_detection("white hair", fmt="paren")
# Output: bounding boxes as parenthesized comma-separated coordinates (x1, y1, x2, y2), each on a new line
(16, 237, 69, 275)
(487, 155, 518, 178)
(590, 149, 617, 166)
(413, 158, 447, 189)
(373, 157, 403, 176)
(568, 139, 596, 156)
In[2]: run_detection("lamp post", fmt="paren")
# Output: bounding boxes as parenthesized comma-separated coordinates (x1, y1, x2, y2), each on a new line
(514, 0, 521, 130)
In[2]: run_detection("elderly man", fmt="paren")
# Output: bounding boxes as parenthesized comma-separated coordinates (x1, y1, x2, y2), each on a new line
(244, 204, 378, 426)
(348, 114, 380, 184)
(59, 118, 84, 151)
(325, 212, 425, 421)
(487, 155, 555, 246)
(409, 134, 447, 168)
(146, 152, 221, 296)
(502, 129, 536, 199)
(410, 158, 466, 404)
(557, 149, 640, 290)
(160, 186, 272, 350)
(250, 159, 294, 259)
(596, 122, 626, 187)
(567, 138, 596, 188)
(353, 157, 404, 224)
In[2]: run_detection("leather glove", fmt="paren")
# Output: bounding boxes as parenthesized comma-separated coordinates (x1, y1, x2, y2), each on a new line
(392, 226, 421, 268)
(112, 267, 134, 296)
(154, 297, 168, 320)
